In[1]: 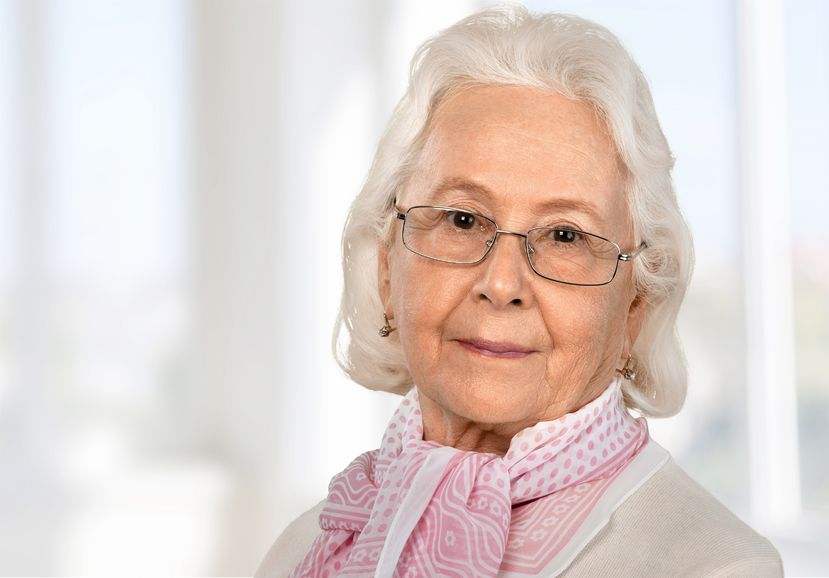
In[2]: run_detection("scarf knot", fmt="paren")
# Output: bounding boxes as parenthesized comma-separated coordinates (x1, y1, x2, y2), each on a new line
(291, 377, 648, 577)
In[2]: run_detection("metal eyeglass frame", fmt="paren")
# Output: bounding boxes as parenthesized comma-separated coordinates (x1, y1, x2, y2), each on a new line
(393, 203, 648, 287)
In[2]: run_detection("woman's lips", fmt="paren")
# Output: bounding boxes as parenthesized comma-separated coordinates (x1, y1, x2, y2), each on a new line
(457, 339, 533, 359)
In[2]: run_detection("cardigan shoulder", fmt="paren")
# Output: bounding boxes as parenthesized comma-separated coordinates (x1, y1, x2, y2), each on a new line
(254, 499, 326, 578)
(562, 457, 784, 577)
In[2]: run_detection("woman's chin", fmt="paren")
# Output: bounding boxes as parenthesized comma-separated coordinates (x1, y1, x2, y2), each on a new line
(437, 384, 539, 427)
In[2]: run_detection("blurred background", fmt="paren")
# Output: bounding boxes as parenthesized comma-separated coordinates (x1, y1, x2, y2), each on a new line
(0, 0, 826, 575)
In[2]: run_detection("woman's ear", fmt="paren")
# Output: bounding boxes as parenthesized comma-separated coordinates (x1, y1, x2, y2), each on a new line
(377, 242, 394, 319)
(624, 292, 649, 356)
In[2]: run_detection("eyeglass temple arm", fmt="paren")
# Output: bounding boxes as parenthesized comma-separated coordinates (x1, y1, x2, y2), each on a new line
(618, 241, 648, 261)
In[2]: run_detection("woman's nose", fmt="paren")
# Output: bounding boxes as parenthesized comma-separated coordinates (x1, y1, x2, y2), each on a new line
(471, 231, 535, 309)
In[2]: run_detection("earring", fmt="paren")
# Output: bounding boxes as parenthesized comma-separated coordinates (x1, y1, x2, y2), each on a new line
(616, 354, 636, 380)
(378, 312, 396, 337)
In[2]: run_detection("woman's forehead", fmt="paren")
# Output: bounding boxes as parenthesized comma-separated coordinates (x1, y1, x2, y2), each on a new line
(429, 85, 614, 149)
(404, 86, 630, 235)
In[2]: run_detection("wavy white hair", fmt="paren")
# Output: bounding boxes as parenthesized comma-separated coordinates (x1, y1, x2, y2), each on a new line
(331, 6, 694, 417)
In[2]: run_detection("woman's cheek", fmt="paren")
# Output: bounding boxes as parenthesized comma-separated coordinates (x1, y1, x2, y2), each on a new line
(540, 291, 602, 343)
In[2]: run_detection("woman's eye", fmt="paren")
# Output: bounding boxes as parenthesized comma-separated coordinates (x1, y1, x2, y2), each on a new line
(550, 228, 582, 243)
(448, 211, 477, 230)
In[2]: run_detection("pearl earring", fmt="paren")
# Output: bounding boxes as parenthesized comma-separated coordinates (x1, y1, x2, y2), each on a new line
(378, 312, 396, 337)
(617, 354, 636, 380)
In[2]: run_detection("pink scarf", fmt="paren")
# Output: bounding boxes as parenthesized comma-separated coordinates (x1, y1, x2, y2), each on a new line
(291, 377, 653, 577)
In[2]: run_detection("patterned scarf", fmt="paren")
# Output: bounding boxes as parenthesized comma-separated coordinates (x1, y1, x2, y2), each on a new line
(291, 376, 653, 577)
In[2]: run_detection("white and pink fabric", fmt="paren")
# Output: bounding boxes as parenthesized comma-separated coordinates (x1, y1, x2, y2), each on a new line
(290, 376, 668, 577)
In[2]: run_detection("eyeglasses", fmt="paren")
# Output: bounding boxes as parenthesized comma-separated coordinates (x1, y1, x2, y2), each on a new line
(394, 204, 647, 286)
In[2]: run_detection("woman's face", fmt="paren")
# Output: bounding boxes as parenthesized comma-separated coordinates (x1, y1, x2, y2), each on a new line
(378, 85, 647, 453)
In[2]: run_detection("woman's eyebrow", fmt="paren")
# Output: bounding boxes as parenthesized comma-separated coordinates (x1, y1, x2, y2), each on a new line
(426, 177, 606, 225)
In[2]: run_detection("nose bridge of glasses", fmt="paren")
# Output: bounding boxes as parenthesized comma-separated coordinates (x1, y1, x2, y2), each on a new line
(483, 229, 534, 271)
(487, 228, 528, 245)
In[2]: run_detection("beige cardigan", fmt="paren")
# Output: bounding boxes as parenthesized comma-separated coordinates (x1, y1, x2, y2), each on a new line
(256, 457, 783, 577)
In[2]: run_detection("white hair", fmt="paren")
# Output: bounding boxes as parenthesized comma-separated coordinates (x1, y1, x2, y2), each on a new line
(331, 5, 695, 417)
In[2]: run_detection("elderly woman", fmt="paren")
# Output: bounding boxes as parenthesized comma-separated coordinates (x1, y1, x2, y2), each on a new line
(258, 7, 783, 577)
